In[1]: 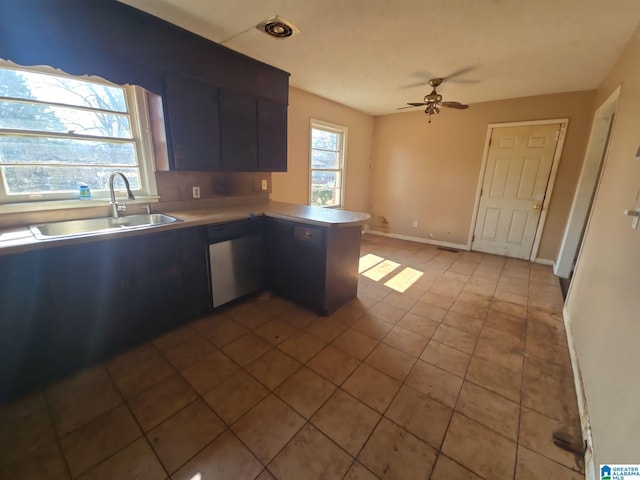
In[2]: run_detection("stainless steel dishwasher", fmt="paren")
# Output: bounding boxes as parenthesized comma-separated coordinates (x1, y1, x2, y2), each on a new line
(207, 218, 265, 308)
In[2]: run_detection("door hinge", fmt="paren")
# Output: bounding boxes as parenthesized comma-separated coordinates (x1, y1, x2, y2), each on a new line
(480, 188, 483, 197)
(472, 234, 475, 242)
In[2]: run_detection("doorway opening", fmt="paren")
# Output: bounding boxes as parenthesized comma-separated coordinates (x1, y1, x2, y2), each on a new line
(555, 88, 619, 292)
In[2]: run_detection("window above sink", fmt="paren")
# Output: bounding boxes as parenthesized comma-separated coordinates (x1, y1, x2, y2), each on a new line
(0, 61, 158, 210)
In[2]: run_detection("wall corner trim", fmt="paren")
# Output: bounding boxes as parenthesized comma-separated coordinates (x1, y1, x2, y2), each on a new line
(562, 305, 596, 480)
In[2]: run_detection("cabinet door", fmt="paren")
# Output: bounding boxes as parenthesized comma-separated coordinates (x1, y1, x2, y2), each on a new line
(126, 252, 184, 341)
(178, 227, 211, 318)
(265, 218, 295, 298)
(46, 242, 129, 370)
(0, 251, 55, 400)
(257, 99, 287, 172)
(292, 225, 327, 313)
(266, 219, 328, 313)
(164, 74, 221, 170)
(124, 232, 185, 340)
(219, 88, 258, 170)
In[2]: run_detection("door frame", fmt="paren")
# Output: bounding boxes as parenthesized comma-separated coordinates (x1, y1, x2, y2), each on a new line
(555, 87, 620, 279)
(467, 118, 569, 262)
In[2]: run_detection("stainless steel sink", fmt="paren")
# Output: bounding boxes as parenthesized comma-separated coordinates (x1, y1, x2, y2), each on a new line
(30, 214, 181, 239)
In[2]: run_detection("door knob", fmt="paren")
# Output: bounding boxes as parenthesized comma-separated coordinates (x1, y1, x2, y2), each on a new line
(533, 204, 542, 210)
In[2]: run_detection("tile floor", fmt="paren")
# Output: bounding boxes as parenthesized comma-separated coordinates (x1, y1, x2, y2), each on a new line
(0, 234, 586, 479)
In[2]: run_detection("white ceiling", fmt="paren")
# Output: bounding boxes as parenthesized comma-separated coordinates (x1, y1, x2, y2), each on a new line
(121, 0, 640, 116)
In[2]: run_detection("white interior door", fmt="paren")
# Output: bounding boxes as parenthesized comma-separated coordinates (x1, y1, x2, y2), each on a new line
(472, 123, 561, 259)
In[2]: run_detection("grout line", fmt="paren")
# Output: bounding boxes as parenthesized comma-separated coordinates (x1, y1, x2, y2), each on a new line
(148, 302, 291, 476)
(513, 262, 533, 479)
(4, 236, 572, 480)
(432, 262, 488, 462)
(102, 361, 172, 480)
(40, 388, 74, 479)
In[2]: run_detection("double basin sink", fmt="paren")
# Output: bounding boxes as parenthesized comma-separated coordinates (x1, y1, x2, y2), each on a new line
(30, 213, 181, 240)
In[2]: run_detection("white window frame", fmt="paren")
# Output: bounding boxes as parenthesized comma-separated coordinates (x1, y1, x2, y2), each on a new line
(0, 60, 157, 213)
(309, 119, 347, 209)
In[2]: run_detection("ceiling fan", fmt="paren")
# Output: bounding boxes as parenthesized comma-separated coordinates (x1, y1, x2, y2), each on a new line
(397, 78, 469, 120)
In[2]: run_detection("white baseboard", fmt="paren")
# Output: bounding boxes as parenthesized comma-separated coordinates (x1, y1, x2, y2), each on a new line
(563, 305, 596, 480)
(366, 229, 470, 251)
(533, 258, 555, 267)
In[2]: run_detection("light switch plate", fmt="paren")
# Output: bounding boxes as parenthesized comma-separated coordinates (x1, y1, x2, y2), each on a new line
(624, 208, 640, 229)
(261, 179, 268, 191)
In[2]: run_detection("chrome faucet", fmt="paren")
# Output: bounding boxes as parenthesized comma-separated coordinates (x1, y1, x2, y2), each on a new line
(109, 172, 135, 218)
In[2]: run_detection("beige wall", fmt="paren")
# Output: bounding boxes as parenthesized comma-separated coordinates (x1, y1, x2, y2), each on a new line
(370, 91, 595, 259)
(271, 87, 374, 212)
(566, 25, 640, 466)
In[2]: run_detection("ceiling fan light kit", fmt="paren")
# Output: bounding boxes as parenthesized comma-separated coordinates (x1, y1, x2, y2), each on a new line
(397, 77, 469, 122)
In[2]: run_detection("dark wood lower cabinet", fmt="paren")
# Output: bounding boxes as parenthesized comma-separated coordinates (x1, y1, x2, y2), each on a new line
(0, 217, 363, 401)
(178, 227, 211, 319)
(0, 226, 210, 402)
(266, 218, 362, 315)
(46, 243, 129, 372)
(0, 250, 55, 400)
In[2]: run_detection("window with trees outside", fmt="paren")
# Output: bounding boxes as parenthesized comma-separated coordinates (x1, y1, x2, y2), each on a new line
(0, 64, 155, 204)
(310, 120, 347, 208)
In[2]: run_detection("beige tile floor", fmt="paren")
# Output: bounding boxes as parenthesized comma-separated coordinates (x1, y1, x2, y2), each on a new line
(0, 234, 586, 479)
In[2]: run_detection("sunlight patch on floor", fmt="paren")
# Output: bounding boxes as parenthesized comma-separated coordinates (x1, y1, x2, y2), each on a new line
(384, 267, 424, 293)
(359, 253, 385, 273)
(362, 259, 401, 281)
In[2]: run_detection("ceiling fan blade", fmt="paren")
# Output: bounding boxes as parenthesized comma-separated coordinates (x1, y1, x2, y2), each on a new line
(401, 80, 429, 89)
(442, 66, 476, 81)
(397, 102, 426, 110)
(400, 70, 433, 89)
(440, 101, 469, 110)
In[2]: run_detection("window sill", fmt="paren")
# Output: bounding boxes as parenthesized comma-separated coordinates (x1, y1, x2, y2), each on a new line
(312, 204, 344, 210)
(0, 196, 160, 215)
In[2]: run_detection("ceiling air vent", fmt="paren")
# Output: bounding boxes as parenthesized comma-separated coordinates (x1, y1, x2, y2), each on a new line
(257, 16, 300, 39)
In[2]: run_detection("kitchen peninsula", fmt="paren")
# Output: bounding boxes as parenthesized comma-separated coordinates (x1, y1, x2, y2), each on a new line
(0, 199, 370, 401)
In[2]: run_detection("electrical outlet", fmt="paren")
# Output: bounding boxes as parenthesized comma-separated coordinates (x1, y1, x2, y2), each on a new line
(192, 186, 200, 199)
(412, 220, 418, 228)
(261, 179, 268, 191)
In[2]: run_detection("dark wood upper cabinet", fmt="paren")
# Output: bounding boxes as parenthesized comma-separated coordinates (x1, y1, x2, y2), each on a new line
(217, 90, 288, 172)
(164, 83, 288, 172)
(3, 0, 290, 173)
(219, 88, 259, 171)
(164, 74, 222, 171)
(2, 0, 289, 104)
(258, 99, 288, 172)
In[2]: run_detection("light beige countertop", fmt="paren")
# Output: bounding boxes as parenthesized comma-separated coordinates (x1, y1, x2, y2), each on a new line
(0, 201, 371, 256)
